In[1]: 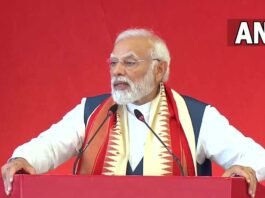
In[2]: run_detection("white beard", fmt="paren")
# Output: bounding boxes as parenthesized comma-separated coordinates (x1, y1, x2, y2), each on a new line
(111, 67, 156, 105)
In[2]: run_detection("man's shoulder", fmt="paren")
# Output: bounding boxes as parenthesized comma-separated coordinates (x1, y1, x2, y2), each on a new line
(181, 94, 209, 107)
(84, 93, 111, 111)
(85, 93, 111, 101)
(83, 93, 111, 124)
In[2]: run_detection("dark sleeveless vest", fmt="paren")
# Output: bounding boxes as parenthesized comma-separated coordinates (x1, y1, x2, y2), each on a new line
(83, 94, 212, 176)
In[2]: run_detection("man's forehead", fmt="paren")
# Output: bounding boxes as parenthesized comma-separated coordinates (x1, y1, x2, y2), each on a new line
(111, 37, 153, 58)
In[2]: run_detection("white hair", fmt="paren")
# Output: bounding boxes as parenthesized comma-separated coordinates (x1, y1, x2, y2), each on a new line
(115, 28, 171, 82)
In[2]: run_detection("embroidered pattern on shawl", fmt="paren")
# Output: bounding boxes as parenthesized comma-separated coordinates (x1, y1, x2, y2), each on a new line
(78, 84, 195, 176)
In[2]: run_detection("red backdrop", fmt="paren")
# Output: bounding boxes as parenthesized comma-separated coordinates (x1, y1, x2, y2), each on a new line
(1, 0, 265, 177)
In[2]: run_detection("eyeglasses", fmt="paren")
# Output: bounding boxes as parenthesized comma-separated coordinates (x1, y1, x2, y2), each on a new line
(107, 57, 160, 69)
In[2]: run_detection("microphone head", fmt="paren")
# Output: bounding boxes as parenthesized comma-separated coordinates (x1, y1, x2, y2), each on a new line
(108, 104, 118, 116)
(134, 109, 145, 122)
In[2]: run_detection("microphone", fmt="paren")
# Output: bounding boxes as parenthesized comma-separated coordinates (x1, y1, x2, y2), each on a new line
(134, 109, 185, 176)
(73, 104, 118, 174)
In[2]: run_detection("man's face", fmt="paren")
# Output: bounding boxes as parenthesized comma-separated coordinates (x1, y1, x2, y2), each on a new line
(110, 37, 160, 105)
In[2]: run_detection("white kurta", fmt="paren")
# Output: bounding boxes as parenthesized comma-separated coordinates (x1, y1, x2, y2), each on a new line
(12, 97, 265, 181)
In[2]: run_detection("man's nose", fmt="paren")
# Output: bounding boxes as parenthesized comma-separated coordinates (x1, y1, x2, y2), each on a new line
(111, 62, 126, 76)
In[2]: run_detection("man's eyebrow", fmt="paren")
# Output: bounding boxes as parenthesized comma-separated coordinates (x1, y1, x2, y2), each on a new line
(110, 52, 139, 58)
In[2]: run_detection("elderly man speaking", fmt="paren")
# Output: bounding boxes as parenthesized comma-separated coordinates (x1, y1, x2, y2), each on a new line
(2, 28, 265, 198)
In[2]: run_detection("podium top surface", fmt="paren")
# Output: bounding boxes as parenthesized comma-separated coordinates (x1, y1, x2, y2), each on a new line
(1, 175, 265, 198)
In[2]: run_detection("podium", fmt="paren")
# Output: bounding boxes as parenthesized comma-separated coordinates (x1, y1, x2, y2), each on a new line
(1, 175, 265, 197)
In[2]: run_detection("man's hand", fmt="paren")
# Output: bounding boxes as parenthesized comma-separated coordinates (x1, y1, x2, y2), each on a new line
(222, 165, 257, 198)
(1, 158, 36, 196)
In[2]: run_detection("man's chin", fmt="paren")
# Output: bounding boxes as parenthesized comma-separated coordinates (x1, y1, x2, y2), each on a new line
(114, 98, 133, 105)
(112, 91, 135, 105)
(113, 99, 132, 105)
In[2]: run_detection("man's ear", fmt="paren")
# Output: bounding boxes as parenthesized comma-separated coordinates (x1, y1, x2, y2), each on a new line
(155, 61, 167, 82)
